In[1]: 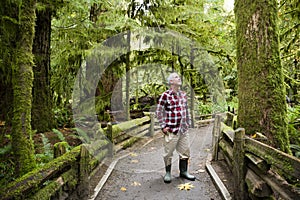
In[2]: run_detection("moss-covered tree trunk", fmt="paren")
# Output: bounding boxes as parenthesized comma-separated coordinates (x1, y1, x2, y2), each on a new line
(32, 7, 54, 132)
(235, 0, 290, 152)
(11, 0, 37, 176)
(0, 2, 16, 124)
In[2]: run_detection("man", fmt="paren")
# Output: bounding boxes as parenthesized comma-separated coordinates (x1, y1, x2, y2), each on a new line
(156, 72, 195, 183)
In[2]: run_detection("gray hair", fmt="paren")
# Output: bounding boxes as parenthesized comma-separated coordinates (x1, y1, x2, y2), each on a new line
(167, 72, 179, 85)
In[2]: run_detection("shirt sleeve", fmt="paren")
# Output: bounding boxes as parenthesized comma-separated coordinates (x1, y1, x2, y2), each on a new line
(156, 93, 167, 129)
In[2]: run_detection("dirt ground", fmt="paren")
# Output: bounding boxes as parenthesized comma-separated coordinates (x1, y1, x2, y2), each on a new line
(89, 124, 234, 200)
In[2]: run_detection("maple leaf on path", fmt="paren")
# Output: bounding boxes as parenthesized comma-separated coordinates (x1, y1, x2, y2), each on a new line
(177, 182, 195, 191)
(130, 152, 138, 157)
(131, 181, 141, 186)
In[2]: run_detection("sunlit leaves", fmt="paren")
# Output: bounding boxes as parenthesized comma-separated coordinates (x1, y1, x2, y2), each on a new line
(177, 182, 195, 191)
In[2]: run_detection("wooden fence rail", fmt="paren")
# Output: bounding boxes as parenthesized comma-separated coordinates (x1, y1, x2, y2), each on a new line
(213, 113, 300, 200)
(0, 114, 155, 200)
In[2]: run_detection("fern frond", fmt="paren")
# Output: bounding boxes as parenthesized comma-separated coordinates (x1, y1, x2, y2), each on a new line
(72, 127, 90, 143)
(40, 133, 53, 158)
(52, 128, 66, 141)
(0, 144, 12, 155)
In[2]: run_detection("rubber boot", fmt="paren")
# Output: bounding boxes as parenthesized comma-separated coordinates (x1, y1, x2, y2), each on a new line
(179, 159, 195, 181)
(164, 165, 172, 183)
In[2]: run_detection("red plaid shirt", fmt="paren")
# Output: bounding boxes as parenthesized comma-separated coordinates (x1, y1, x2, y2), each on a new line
(156, 89, 190, 134)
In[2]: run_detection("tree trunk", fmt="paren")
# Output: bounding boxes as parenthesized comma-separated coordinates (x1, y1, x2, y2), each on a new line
(11, 0, 37, 176)
(90, 3, 123, 122)
(125, 30, 131, 121)
(0, 2, 16, 124)
(190, 47, 195, 128)
(0, 74, 13, 123)
(32, 7, 54, 132)
(235, 0, 290, 152)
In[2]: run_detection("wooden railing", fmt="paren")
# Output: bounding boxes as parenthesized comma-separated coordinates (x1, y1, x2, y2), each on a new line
(0, 115, 155, 200)
(213, 113, 300, 200)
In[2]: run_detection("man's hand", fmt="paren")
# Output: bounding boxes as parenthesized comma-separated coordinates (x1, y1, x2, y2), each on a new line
(162, 127, 170, 134)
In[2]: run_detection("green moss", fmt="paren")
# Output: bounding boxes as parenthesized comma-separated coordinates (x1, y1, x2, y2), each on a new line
(246, 142, 295, 179)
(222, 122, 233, 132)
(8, 0, 37, 177)
(111, 125, 123, 138)
(30, 168, 77, 200)
(235, 0, 290, 152)
(103, 116, 150, 138)
(2, 146, 81, 199)
(30, 180, 61, 200)
(54, 141, 69, 149)
(122, 136, 140, 149)
(54, 142, 69, 157)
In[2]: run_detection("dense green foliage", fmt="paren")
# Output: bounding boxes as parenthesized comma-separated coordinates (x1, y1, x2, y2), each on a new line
(279, 0, 300, 105)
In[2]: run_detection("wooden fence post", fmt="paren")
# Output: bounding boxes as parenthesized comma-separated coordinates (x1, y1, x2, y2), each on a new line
(233, 128, 246, 200)
(107, 122, 114, 156)
(53, 142, 68, 158)
(149, 112, 155, 137)
(78, 145, 90, 198)
(226, 112, 234, 127)
(212, 114, 221, 161)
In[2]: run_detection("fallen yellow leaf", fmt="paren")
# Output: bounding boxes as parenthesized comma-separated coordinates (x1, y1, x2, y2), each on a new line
(197, 169, 205, 173)
(131, 181, 141, 186)
(130, 153, 138, 157)
(120, 187, 127, 191)
(131, 159, 139, 163)
(177, 182, 195, 191)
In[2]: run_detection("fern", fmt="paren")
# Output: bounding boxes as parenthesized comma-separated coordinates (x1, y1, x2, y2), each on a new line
(72, 127, 90, 143)
(41, 134, 52, 153)
(52, 128, 66, 141)
(290, 144, 300, 158)
(0, 144, 12, 155)
(36, 134, 53, 165)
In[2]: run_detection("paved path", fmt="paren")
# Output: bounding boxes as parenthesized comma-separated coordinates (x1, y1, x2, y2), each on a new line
(92, 124, 222, 200)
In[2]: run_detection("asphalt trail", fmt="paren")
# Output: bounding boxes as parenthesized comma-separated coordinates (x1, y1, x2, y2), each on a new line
(94, 124, 222, 200)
